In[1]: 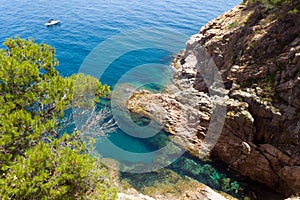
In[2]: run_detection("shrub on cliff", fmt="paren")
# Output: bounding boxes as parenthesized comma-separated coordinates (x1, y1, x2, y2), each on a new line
(0, 37, 116, 199)
(244, 0, 298, 6)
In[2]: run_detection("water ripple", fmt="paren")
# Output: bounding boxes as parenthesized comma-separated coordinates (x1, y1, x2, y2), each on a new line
(0, 0, 241, 74)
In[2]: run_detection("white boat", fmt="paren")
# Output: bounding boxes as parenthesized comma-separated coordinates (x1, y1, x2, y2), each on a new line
(45, 19, 60, 26)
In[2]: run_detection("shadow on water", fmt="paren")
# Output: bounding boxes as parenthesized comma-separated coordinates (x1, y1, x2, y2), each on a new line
(90, 46, 285, 199)
(120, 149, 285, 200)
(116, 108, 284, 199)
(96, 86, 285, 200)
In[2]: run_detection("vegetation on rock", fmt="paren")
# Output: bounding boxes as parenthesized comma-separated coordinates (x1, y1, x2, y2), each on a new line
(0, 37, 116, 199)
(127, 0, 300, 197)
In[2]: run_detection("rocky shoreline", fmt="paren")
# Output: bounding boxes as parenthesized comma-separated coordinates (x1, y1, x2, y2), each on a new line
(127, 1, 300, 198)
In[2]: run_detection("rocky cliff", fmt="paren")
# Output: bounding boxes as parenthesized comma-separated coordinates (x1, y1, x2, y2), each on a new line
(127, 0, 300, 198)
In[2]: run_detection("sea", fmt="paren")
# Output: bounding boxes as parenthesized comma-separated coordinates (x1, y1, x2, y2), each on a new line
(0, 0, 239, 76)
(0, 0, 283, 199)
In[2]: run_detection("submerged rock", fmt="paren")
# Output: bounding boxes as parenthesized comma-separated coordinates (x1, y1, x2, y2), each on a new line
(127, 0, 300, 198)
(117, 167, 236, 200)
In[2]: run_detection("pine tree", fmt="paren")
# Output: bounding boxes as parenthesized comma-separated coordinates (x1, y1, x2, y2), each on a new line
(0, 37, 116, 199)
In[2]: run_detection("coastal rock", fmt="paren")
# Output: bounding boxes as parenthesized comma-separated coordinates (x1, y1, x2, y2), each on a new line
(181, 185, 232, 200)
(127, 0, 300, 198)
(117, 185, 233, 200)
(116, 168, 235, 200)
(189, 1, 300, 196)
(117, 193, 155, 200)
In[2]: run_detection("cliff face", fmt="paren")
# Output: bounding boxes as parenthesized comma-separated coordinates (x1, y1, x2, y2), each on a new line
(128, 0, 300, 197)
(187, 1, 300, 196)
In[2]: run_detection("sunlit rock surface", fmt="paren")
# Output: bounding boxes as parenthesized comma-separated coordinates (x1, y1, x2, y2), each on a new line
(127, 0, 300, 197)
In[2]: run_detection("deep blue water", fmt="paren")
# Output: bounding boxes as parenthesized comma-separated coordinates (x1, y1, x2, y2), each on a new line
(0, 0, 240, 77)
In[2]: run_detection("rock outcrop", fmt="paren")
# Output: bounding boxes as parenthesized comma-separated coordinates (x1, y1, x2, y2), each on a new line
(116, 168, 235, 200)
(117, 185, 232, 200)
(117, 193, 156, 200)
(127, 0, 300, 197)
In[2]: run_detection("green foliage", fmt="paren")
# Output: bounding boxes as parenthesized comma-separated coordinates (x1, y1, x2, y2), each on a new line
(260, 74, 276, 103)
(288, 8, 299, 13)
(245, 0, 297, 6)
(0, 37, 116, 199)
(219, 178, 240, 194)
(269, 0, 282, 5)
(227, 21, 238, 29)
(0, 135, 117, 200)
(245, 0, 277, 5)
(249, 41, 255, 50)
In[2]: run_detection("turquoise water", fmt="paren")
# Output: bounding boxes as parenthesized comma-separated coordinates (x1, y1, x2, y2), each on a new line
(0, 0, 240, 158)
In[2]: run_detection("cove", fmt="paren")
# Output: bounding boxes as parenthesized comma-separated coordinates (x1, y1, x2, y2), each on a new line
(96, 104, 284, 199)
(93, 49, 284, 199)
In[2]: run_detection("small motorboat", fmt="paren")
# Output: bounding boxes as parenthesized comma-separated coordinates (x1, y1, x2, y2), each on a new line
(45, 19, 60, 26)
